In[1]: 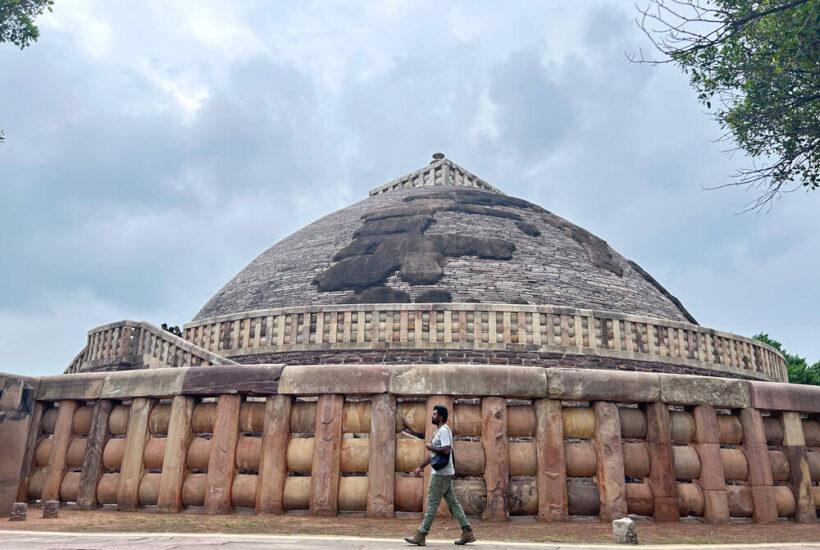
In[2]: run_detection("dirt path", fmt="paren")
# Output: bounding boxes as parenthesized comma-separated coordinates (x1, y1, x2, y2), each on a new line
(3, 508, 819, 545)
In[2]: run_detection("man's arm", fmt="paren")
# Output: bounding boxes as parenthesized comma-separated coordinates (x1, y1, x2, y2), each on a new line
(412, 456, 432, 477)
(425, 443, 451, 454)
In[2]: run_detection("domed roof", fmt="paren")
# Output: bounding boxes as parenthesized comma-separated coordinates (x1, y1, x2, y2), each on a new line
(193, 156, 696, 324)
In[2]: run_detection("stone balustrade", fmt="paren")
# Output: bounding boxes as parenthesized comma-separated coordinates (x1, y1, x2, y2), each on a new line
(7, 365, 818, 522)
(183, 304, 787, 382)
(368, 157, 503, 196)
(65, 320, 237, 374)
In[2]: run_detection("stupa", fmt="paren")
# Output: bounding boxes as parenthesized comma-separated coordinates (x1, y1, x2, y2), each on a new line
(1, 155, 816, 525)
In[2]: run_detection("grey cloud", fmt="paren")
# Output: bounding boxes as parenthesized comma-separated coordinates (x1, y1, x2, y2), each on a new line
(488, 48, 575, 159)
(1, 0, 817, 376)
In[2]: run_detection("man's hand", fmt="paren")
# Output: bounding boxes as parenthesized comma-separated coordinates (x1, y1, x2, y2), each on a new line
(411, 466, 423, 478)
(425, 444, 433, 451)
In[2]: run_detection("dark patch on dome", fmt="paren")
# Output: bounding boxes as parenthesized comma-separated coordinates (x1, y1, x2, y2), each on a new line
(366, 188, 544, 224)
(543, 214, 623, 277)
(415, 290, 452, 303)
(431, 234, 514, 260)
(509, 298, 530, 305)
(353, 215, 434, 238)
(626, 260, 698, 325)
(314, 192, 518, 293)
(404, 189, 546, 212)
(343, 286, 411, 304)
(515, 222, 541, 237)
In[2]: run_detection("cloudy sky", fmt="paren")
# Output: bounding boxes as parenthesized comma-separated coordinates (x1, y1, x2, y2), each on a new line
(1, 0, 817, 376)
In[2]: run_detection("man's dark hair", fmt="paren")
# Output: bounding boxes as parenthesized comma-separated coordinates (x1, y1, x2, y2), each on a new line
(433, 404, 449, 422)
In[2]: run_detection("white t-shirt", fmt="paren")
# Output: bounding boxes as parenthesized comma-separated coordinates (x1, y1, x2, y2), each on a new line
(430, 424, 455, 476)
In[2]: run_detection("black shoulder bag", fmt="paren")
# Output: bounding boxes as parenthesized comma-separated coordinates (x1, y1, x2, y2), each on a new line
(430, 427, 454, 471)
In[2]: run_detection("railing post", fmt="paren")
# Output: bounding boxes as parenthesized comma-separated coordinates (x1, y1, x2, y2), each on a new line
(534, 398, 567, 521)
(367, 394, 396, 517)
(257, 394, 292, 514)
(482, 396, 509, 521)
(310, 394, 343, 516)
(42, 400, 77, 502)
(117, 397, 153, 511)
(77, 399, 113, 509)
(157, 396, 194, 513)
(739, 408, 777, 523)
(781, 412, 816, 523)
(204, 394, 241, 514)
(593, 401, 626, 521)
(692, 405, 728, 523)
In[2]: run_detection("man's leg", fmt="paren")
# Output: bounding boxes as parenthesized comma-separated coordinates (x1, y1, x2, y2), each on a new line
(441, 476, 470, 529)
(419, 474, 447, 534)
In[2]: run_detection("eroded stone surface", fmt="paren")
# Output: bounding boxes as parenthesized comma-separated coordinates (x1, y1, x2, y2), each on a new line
(194, 182, 694, 323)
(42, 500, 58, 519)
(314, 191, 519, 295)
(612, 517, 639, 544)
(9, 501, 27, 521)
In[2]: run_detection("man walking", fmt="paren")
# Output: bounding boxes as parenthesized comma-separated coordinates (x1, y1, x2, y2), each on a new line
(403, 404, 476, 546)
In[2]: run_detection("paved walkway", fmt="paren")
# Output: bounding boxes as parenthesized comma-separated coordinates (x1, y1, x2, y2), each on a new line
(1, 531, 819, 550)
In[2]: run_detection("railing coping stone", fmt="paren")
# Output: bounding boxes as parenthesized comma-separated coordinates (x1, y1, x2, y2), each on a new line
(31, 364, 820, 413)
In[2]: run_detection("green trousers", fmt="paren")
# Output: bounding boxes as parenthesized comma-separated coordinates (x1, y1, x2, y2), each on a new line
(419, 474, 470, 534)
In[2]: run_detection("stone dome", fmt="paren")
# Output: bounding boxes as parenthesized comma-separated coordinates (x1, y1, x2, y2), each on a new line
(193, 156, 696, 324)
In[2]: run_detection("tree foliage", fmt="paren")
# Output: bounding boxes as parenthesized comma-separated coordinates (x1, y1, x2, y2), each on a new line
(1, 0, 53, 144)
(633, 1, 820, 209)
(0, 0, 53, 48)
(754, 332, 820, 385)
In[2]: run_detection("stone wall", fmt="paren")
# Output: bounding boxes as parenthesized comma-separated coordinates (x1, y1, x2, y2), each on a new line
(9, 364, 819, 522)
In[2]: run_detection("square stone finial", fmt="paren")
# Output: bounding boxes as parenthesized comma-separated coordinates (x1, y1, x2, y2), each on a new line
(43, 500, 59, 519)
(612, 517, 638, 544)
(9, 502, 27, 521)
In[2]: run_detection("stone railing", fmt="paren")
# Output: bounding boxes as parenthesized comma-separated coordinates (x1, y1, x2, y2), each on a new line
(183, 304, 787, 382)
(65, 320, 237, 374)
(369, 157, 503, 196)
(12, 365, 820, 522)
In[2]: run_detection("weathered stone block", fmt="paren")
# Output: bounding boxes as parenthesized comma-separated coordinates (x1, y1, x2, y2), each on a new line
(546, 369, 659, 403)
(204, 395, 241, 515)
(738, 408, 767, 445)
(745, 443, 774, 486)
(310, 394, 344, 516)
(367, 394, 396, 518)
(257, 395, 292, 514)
(691, 406, 720, 445)
(653, 497, 679, 523)
(42, 500, 58, 519)
(594, 402, 627, 521)
(9, 502, 26, 521)
(782, 412, 806, 447)
(101, 369, 186, 400)
(695, 443, 725, 491)
(534, 399, 567, 521)
(658, 374, 750, 408)
(389, 364, 546, 397)
(702, 489, 729, 523)
(749, 382, 820, 414)
(36, 373, 106, 401)
(279, 365, 391, 395)
(749, 485, 777, 524)
(481, 396, 509, 521)
(612, 517, 638, 544)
